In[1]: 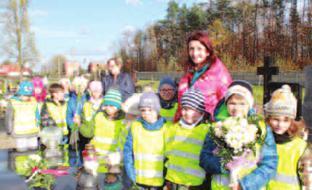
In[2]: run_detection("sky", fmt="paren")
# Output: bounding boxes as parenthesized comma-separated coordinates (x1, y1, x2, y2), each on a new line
(1, 0, 206, 71)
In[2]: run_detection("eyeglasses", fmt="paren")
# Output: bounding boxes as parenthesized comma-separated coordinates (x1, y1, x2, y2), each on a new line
(160, 88, 174, 92)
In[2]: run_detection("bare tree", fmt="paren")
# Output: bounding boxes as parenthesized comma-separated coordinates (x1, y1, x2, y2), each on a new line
(2, 0, 38, 78)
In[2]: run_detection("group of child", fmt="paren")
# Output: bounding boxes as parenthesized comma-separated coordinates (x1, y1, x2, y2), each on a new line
(5, 74, 309, 190)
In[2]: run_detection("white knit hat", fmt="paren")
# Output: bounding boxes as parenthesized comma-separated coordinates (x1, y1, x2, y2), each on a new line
(225, 80, 254, 109)
(264, 85, 297, 119)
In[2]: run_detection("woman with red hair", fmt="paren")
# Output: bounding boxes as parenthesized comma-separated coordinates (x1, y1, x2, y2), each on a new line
(174, 31, 232, 122)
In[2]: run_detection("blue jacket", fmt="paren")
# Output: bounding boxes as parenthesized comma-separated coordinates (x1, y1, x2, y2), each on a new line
(101, 72, 135, 101)
(200, 126, 278, 190)
(66, 91, 89, 129)
(123, 117, 166, 182)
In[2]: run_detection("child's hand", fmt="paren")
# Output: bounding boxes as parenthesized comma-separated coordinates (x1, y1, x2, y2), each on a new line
(230, 183, 241, 190)
(73, 115, 81, 126)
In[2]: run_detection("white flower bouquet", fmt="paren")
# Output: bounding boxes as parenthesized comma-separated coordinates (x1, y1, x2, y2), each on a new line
(210, 116, 265, 185)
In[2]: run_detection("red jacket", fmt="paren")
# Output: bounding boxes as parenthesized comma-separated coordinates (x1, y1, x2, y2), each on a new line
(174, 58, 232, 122)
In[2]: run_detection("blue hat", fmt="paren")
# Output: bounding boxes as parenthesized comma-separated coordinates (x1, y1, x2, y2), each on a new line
(17, 81, 34, 96)
(158, 76, 176, 92)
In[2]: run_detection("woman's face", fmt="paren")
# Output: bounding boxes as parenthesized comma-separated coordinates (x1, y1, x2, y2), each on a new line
(108, 60, 121, 76)
(181, 106, 203, 125)
(159, 84, 175, 101)
(268, 116, 292, 135)
(188, 40, 210, 65)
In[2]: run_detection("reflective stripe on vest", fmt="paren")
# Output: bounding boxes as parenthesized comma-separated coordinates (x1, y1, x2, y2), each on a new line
(11, 99, 39, 136)
(93, 137, 117, 145)
(267, 137, 307, 190)
(46, 102, 68, 135)
(273, 174, 299, 185)
(132, 121, 166, 186)
(135, 153, 164, 162)
(165, 122, 209, 186)
(136, 169, 163, 178)
(166, 136, 203, 146)
(167, 163, 205, 178)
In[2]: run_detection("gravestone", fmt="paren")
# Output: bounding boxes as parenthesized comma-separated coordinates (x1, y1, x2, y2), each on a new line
(257, 56, 279, 103)
(257, 56, 302, 119)
(303, 65, 312, 142)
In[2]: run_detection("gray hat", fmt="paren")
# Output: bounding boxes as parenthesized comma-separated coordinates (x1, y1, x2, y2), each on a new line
(139, 92, 161, 113)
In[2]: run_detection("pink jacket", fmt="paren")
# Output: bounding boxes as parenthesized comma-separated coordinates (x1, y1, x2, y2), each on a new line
(175, 58, 232, 121)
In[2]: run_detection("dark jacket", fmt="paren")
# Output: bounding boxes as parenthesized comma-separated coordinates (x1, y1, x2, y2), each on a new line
(101, 72, 135, 101)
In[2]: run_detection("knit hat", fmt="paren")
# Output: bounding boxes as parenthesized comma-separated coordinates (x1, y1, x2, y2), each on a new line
(103, 88, 122, 109)
(158, 76, 176, 92)
(32, 77, 47, 102)
(264, 85, 297, 119)
(181, 88, 205, 113)
(89, 81, 103, 93)
(17, 81, 34, 96)
(139, 92, 161, 113)
(122, 93, 142, 115)
(225, 80, 254, 109)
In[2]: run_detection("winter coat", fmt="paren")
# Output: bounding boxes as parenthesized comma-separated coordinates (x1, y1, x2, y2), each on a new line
(101, 72, 135, 101)
(175, 58, 232, 122)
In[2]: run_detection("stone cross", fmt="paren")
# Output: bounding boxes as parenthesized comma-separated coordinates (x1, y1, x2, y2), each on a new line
(257, 56, 279, 104)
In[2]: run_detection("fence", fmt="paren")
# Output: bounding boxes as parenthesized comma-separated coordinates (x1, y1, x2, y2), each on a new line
(137, 71, 305, 86)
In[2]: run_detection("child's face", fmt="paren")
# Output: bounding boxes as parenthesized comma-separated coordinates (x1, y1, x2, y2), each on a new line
(227, 95, 249, 117)
(159, 84, 175, 101)
(181, 106, 203, 125)
(104, 106, 119, 116)
(140, 107, 158, 123)
(52, 91, 65, 101)
(268, 116, 292, 135)
(91, 90, 102, 99)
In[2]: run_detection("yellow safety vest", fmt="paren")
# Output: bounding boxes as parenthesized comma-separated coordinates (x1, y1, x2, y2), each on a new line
(46, 102, 68, 135)
(165, 122, 209, 186)
(11, 99, 39, 137)
(211, 120, 267, 190)
(132, 121, 167, 187)
(160, 103, 178, 122)
(90, 112, 124, 173)
(82, 101, 101, 122)
(267, 137, 307, 190)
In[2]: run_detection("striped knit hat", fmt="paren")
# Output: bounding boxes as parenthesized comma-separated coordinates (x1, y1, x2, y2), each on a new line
(103, 88, 122, 109)
(181, 88, 205, 113)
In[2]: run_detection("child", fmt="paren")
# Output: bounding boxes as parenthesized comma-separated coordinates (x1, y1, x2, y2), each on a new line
(59, 77, 71, 102)
(5, 81, 40, 151)
(158, 76, 178, 122)
(124, 92, 168, 189)
(79, 81, 104, 151)
(165, 88, 209, 189)
(265, 85, 307, 190)
(200, 80, 278, 190)
(32, 76, 47, 103)
(41, 83, 68, 141)
(66, 76, 89, 131)
(90, 88, 125, 183)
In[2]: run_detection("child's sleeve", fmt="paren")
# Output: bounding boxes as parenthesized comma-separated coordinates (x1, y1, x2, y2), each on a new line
(200, 133, 224, 174)
(66, 98, 75, 129)
(40, 102, 56, 128)
(239, 126, 278, 190)
(123, 129, 136, 182)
